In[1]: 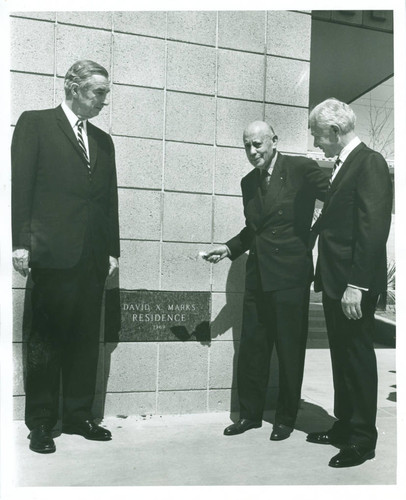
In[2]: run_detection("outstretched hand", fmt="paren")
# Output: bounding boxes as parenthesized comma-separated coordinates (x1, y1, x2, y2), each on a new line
(12, 248, 30, 277)
(201, 245, 229, 264)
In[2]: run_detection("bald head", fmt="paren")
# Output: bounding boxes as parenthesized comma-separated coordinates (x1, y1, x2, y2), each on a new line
(243, 121, 278, 170)
(243, 121, 275, 140)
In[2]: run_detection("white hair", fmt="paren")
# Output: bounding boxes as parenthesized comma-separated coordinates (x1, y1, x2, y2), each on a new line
(309, 98, 356, 134)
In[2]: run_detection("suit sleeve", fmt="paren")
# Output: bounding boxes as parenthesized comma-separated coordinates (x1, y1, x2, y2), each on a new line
(107, 135, 120, 258)
(349, 153, 392, 289)
(303, 158, 330, 202)
(11, 111, 39, 250)
(226, 177, 255, 260)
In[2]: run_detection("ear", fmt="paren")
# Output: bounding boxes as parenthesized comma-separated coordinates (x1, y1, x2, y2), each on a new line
(71, 83, 80, 97)
(330, 125, 340, 136)
(272, 135, 279, 147)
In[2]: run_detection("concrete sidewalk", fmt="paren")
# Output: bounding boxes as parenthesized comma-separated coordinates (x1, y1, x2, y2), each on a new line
(10, 349, 397, 487)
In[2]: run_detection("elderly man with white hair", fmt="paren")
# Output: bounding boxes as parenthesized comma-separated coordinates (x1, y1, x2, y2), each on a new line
(307, 98, 392, 468)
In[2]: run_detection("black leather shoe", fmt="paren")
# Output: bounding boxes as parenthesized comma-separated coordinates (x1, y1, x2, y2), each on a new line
(270, 423, 293, 441)
(224, 418, 262, 436)
(62, 420, 112, 441)
(329, 445, 375, 468)
(28, 425, 56, 454)
(306, 431, 343, 446)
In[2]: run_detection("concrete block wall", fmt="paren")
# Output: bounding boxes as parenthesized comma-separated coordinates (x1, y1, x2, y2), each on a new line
(11, 10, 312, 419)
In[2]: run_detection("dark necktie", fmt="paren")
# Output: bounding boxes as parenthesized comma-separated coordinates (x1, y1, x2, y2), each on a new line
(329, 157, 341, 187)
(310, 157, 342, 241)
(260, 169, 272, 195)
(76, 120, 90, 168)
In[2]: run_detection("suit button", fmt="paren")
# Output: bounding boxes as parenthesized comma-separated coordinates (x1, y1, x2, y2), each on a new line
(274, 248, 279, 253)
(278, 209, 283, 215)
(271, 229, 276, 235)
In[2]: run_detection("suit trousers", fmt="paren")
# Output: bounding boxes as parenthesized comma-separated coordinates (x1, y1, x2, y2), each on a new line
(323, 292, 378, 449)
(25, 250, 108, 430)
(237, 286, 309, 426)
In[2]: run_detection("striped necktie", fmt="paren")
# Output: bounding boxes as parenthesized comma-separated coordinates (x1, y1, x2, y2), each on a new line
(76, 120, 90, 168)
(329, 158, 341, 186)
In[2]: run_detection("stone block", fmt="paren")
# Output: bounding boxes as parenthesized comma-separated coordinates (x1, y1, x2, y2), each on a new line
(208, 388, 239, 412)
(209, 340, 239, 389)
(161, 243, 211, 291)
(157, 390, 207, 414)
(167, 41, 216, 95)
(165, 142, 214, 194)
(267, 11, 311, 60)
(218, 49, 265, 101)
(11, 17, 55, 74)
(14, 395, 25, 420)
(13, 343, 24, 396)
(113, 33, 165, 88)
(211, 292, 243, 341)
(163, 192, 212, 243)
(118, 188, 161, 240)
(105, 343, 158, 392)
(12, 12, 55, 22)
(165, 92, 215, 145)
(218, 11, 266, 53)
(104, 391, 156, 417)
(265, 104, 309, 154)
(12, 288, 32, 342)
(266, 57, 310, 107)
(56, 24, 112, 77)
(118, 240, 161, 290)
(113, 11, 166, 38)
(216, 98, 264, 148)
(167, 11, 216, 46)
(57, 11, 113, 30)
(213, 195, 245, 243)
(212, 252, 247, 293)
(215, 147, 251, 196)
(158, 343, 209, 390)
(11, 73, 54, 125)
(12, 265, 32, 289)
(54, 76, 110, 132)
(112, 85, 164, 139)
(114, 136, 163, 189)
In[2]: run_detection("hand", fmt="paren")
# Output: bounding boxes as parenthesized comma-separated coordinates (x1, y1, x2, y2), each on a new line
(341, 286, 362, 320)
(108, 256, 119, 278)
(12, 248, 30, 277)
(201, 245, 229, 264)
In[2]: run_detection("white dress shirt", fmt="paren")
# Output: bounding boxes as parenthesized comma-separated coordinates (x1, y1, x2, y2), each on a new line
(61, 101, 90, 161)
(331, 136, 361, 183)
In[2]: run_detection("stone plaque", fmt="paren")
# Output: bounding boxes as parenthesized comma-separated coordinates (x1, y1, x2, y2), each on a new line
(105, 289, 210, 342)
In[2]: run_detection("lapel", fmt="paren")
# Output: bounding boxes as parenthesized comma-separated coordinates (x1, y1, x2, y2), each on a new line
(262, 152, 286, 214)
(55, 105, 96, 170)
(323, 142, 365, 211)
(87, 122, 98, 171)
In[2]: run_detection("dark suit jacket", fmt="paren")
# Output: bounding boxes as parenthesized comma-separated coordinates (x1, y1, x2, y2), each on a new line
(227, 153, 329, 291)
(12, 105, 120, 271)
(314, 142, 392, 299)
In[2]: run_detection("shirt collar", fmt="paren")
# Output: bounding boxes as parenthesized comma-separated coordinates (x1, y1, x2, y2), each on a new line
(61, 101, 87, 131)
(263, 151, 278, 174)
(337, 136, 361, 164)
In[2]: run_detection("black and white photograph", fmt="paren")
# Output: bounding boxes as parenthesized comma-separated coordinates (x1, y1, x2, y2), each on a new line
(0, 0, 404, 498)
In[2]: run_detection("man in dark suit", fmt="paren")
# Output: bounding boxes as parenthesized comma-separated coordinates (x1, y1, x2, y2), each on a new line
(203, 121, 328, 440)
(307, 98, 392, 468)
(12, 60, 120, 453)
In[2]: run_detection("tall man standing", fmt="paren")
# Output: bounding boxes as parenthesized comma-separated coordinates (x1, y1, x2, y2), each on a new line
(204, 121, 328, 440)
(308, 98, 393, 468)
(12, 60, 120, 453)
